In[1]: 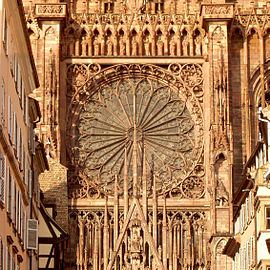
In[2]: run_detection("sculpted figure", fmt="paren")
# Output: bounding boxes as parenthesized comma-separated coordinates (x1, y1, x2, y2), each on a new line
(132, 39, 138, 56)
(107, 39, 113, 56)
(93, 39, 100, 56)
(119, 39, 126, 56)
(81, 37, 87, 56)
(144, 39, 151, 56)
(182, 35, 189, 56)
(126, 0, 144, 13)
(195, 35, 202, 56)
(69, 38, 75, 55)
(157, 38, 164, 56)
(215, 178, 229, 206)
(170, 41, 176, 56)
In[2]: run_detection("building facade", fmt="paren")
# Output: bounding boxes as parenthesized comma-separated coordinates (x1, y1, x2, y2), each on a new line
(14, 0, 270, 269)
(0, 0, 48, 269)
(224, 106, 270, 270)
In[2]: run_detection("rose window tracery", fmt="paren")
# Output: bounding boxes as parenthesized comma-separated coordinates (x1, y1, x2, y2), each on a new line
(69, 65, 204, 197)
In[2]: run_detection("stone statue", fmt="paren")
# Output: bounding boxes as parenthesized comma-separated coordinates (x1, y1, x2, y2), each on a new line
(157, 39, 164, 56)
(119, 39, 126, 56)
(170, 41, 176, 56)
(182, 35, 189, 56)
(107, 39, 113, 56)
(93, 39, 100, 56)
(144, 39, 151, 56)
(81, 36, 87, 56)
(126, 0, 145, 13)
(132, 39, 138, 56)
(195, 35, 202, 56)
(216, 178, 229, 206)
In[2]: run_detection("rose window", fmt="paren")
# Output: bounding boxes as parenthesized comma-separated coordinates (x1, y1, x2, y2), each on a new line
(73, 73, 203, 197)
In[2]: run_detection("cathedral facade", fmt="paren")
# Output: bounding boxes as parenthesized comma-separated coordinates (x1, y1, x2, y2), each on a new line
(21, 0, 270, 269)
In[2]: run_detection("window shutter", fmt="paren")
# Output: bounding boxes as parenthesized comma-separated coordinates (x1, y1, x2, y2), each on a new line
(6, 246, 10, 270)
(16, 189, 19, 231)
(17, 67, 21, 95)
(24, 212, 26, 248)
(19, 80, 23, 105)
(17, 127, 20, 162)
(13, 112, 16, 149)
(22, 87, 25, 118)
(24, 159, 27, 186)
(6, 166, 10, 213)
(12, 255, 15, 270)
(24, 95, 27, 124)
(28, 170, 32, 198)
(20, 198, 23, 237)
(250, 193, 254, 218)
(8, 96, 11, 136)
(2, 8, 6, 42)
(11, 177, 15, 223)
(1, 80, 5, 125)
(0, 237, 3, 270)
(37, 182, 40, 207)
(0, 153, 6, 204)
(27, 219, 38, 250)
(10, 39, 13, 74)
(14, 53, 18, 86)
(20, 143, 24, 172)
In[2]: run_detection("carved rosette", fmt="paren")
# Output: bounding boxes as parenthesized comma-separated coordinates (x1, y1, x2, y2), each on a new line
(67, 64, 204, 199)
(169, 64, 204, 101)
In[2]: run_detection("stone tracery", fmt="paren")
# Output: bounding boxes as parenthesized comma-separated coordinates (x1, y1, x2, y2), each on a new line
(66, 64, 204, 199)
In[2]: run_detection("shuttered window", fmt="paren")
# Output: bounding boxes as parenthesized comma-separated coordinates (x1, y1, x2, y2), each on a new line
(19, 198, 23, 238)
(17, 127, 21, 162)
(10, 39, 14, 74)
(6, 166, 11, 214)
(7, 96, 12, 137)
(1, 80, 5, 125)
(0, 236, 3, 270)
(11, 177, 15, 224)
(266, 206, 270, 229)
(0, 153, 6, 205)
(27, 219, 38, 250)
(12, 112, 17, 150)
(14, 53, 18, 87)
(6, 246, 10, 270)
(17, 67, 21, 95)
(2, 8, 8, 55)
(28, 169, 32, 198)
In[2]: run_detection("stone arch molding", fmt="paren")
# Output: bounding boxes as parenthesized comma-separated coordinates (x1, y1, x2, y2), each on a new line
(66, 64, 205, 199)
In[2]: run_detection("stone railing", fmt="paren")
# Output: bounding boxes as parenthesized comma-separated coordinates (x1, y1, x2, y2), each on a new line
(201, 4, 234, 20)
(35, 4, 67, 18)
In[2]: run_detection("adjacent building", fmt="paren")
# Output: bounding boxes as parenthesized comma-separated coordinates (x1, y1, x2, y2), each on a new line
(223, 106, 270, 270)
(0, 0, 48, 269)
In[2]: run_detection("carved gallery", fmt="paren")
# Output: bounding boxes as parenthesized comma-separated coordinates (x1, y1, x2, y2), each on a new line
(2, 0, 270, 269)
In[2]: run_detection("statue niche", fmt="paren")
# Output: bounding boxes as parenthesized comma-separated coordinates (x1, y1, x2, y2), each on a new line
(92, 29, 100, 56)
(182, 29, 189, 56)
(169, 30, 177, 56)
(105, 29, 114, 56)
(143, 29, 151, 56)
(194, 29, 202, 56)
(118, 29, 126, 56)
(156, 30, 164, 56)
(131, 30, 138, 56)
(214, 154, 230, 206)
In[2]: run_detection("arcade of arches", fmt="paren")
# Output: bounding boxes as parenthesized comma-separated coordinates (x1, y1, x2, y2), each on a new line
(21, 0, 270, 269)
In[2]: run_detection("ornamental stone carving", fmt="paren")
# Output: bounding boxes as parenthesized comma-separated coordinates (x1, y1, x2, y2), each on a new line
(35, 4, 66, 18)
(67, 64, 204, 199)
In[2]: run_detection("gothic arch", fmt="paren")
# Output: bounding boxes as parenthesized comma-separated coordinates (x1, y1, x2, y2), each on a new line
(246, 26, 262, 39)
